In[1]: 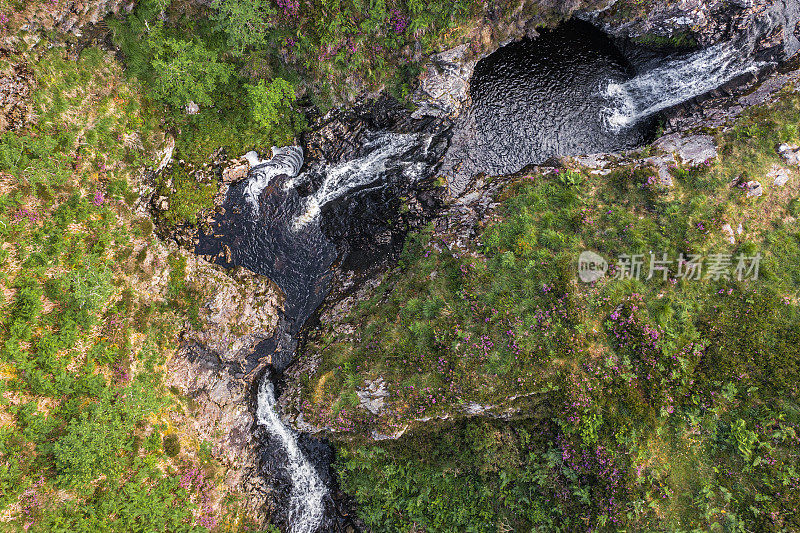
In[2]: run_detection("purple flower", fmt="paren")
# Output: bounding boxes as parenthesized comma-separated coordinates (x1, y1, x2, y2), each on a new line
(277, 0, 299, 17)
(389, 9, 407, 34)
(93, 190, 105, 206)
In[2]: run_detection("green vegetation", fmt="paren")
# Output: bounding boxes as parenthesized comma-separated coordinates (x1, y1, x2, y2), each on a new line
(109, 0, 305, 166)
(153, 164, 219, 227)
(632, 31, 698, 49)
(245, 78, 306, 140)
(150, 38, 234, 108)
(0, 43, 233, 532)
(300, 89, 800, 531)
(3, 0, 799, 531)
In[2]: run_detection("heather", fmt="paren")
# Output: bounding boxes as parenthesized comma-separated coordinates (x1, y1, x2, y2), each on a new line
(305, 90, 800, 530)
(0, 44, 249, 532)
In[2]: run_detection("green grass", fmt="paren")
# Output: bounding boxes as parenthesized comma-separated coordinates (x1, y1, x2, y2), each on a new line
(0, 43, 223, 532)
(303, 89, 800, 531)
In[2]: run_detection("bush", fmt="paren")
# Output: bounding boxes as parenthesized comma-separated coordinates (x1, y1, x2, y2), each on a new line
(245, 78, 305, 139)
(162, 434, 181, 457)
(210, 0, 276, 55)
(150, 38, 233, 108)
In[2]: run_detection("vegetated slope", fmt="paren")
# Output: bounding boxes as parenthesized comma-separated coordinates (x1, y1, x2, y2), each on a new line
(0, 45, 262, 532)
(298, 91, 800, 531)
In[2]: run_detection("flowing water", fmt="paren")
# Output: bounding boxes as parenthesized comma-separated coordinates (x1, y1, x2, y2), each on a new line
(196, 126, 446, 532)
(602, 41, 761, 130)
(293, 132, 434, 229)
(441, 20, 764, 194)
(257, 380, 327, 533)
(244, 146, 305, 214)
(195, 19, 768, 532)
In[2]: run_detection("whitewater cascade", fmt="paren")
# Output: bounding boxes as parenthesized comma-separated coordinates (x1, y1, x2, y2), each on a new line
(244, 146, 305, 213)
(602, 41, 762, 130)
(257, 379, 327, 533)
(292, 132, 432, 229)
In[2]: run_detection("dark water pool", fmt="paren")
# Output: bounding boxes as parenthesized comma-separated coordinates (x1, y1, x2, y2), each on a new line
(443, 20, 657, 191)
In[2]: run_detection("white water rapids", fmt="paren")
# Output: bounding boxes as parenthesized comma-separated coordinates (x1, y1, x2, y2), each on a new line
(602, 41, 763, 131)
(256, 380, 327, 533)
(244, 146, 305, 214)
(292, 132, 431, 229)
(243, 133, 432, 231)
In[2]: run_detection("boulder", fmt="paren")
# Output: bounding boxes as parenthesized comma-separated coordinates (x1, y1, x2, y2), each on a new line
(643, 153, 677, 186)
(356, 378, 389, 415)
(777, 144, 800, 166)
(746, 180, 763, 197)
(767, 164, 791, 186)
(412, 44, 477, 119)
(222, 163, 249, 183)
(185, 265, 284, 367)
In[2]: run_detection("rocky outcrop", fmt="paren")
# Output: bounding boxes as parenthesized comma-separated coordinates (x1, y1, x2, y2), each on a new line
(652, 134, 717, 165)
(125, 233, 283, 521)
(184, 265, 284, 372)
(165, 347, 271, 520)
(586, 0, 800, 60)
(165, 262, 282, 520)
(412, 0, 800, 124)
(412, 45, 477, 119)
(0, 62, 32, 132)
(1, 0, 135, 47)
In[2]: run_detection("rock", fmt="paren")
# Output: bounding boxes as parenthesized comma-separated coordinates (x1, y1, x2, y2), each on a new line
(155, 137, 175, 175)
(356, 378, 389, 415)
(767, 164, 791, 186)
(1, 0, 135, 48)
(643, 153, 677, 186)
(0, 64, 33, 131)
(412, 44, 477, 119)
(737, 223, 744, 234)
(722, 223, 735, 244)
(777, 143, 800, 165)
(653, 134, 717, 166)
(575, 153, 614, 175)
(164, 345, 268, 522)
(222, 163, 249, 183)
(184, 265, 284, 366)
(746, 180, 763, 197)
(184, 101, 200, 115)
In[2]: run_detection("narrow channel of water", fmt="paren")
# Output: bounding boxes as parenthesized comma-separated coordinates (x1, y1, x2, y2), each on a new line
(256, 380, 327, 533)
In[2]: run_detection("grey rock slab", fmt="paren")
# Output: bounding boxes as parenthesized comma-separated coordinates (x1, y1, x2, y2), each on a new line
(653, 134, 717, 165)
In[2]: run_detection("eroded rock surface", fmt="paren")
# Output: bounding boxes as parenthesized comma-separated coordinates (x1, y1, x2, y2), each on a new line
(1, 0, 135, 47)
(653, 134, 718, 165)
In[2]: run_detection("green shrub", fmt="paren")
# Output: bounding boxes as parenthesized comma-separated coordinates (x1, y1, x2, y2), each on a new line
(245, 78, 305, 138)
(150, 38, 233, 108)
(162, 434, 181, 457)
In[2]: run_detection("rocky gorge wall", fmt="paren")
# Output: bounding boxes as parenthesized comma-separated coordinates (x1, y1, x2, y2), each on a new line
(280, 14, 800, 442)
(0, 0, 134, 47)
(412, 0, 800, 121)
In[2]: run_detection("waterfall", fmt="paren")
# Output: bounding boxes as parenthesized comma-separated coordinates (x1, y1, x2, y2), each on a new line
(256, 379, 327, 533)
(293, 132, 432, 229)
(602, 41, 762, 130)
(245, 146, 305, 213)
